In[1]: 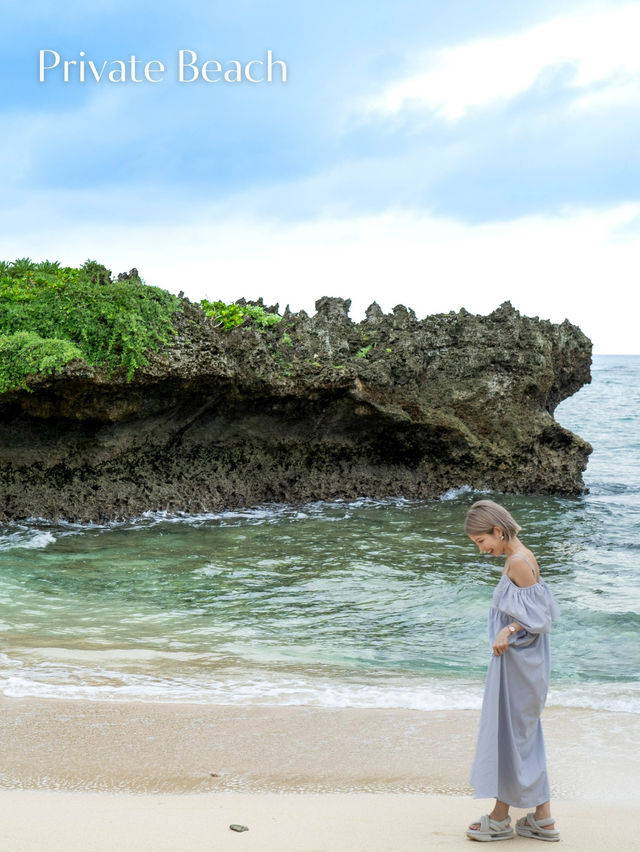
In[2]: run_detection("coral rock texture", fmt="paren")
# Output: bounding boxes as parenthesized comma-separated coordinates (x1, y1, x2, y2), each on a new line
(0, 298, 592, 521)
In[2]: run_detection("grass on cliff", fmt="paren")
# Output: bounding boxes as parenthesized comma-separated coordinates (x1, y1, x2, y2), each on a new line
(200, 298, 281, 330)
(0, 259, 182, 392)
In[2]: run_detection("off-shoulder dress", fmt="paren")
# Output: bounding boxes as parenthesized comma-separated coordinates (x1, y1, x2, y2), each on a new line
(469, 554, 560, 808)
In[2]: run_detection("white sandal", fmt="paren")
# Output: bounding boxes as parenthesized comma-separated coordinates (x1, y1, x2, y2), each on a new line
(515, 813, 560, 842)
(466, 814, 514, 841)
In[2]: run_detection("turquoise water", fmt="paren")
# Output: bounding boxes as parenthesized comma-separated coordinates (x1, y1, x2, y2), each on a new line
(1, 355, 638, 711)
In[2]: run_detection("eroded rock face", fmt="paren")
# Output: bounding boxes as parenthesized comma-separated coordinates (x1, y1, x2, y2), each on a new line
(0, 298, 592, 521)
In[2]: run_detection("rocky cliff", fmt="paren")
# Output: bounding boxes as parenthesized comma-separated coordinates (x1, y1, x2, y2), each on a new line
(0, 297, 592, 521)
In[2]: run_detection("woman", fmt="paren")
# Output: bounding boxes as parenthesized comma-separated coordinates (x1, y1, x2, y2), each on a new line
(464, 499, 561, 842)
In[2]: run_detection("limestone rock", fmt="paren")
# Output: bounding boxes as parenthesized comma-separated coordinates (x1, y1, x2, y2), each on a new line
(0, 297, 592, 522)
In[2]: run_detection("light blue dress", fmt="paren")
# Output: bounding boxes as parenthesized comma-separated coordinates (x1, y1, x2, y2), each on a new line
(469, 555, 560, 808)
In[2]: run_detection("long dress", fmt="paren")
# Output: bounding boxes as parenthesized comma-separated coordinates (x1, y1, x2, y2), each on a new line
(469, 556, 560, 808)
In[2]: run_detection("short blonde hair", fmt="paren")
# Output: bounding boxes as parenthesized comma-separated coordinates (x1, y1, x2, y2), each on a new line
(464, 499, 522, 541)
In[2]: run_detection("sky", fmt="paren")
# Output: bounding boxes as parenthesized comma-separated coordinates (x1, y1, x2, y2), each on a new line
(1, 0, 639, 353)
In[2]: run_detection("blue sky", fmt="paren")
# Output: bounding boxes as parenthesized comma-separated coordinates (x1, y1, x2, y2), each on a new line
(1, 0, 639, 352)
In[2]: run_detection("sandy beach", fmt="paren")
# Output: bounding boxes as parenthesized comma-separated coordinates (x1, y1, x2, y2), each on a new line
(1, 790, 637, 852)
(0, 697, 638, 850)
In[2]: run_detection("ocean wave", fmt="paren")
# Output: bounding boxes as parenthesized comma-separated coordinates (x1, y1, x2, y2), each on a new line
(0, 670, 486, 708)
(3, 496, 435, 535)
(0, 529, 56, 552)
(1, 665, 637, 713)
(547, 682, 640, 714)
(132, 496, 429, 527)
(438, 485, 485, 501)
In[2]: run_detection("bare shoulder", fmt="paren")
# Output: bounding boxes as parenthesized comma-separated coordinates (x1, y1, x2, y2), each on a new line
(506, 550, 540, 587)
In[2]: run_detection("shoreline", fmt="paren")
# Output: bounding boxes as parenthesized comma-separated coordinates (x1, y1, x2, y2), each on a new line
(1, 697, 638, 850)
(1, 696, 637, 798)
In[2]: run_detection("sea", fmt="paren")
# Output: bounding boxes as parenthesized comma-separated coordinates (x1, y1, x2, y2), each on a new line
(0, 355, 638, 713)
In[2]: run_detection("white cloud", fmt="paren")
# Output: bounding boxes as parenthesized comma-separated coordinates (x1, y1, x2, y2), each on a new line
(365, 3, 640, 120)
(1, 192, 638, 353)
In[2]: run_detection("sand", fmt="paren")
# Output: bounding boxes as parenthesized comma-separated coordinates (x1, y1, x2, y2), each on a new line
(0, 697, 638, 850)
(1, 791, 637, 852)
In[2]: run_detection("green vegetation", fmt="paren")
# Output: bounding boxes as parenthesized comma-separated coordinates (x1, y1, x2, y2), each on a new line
(0, 332, 84, 394)
(356, 344, 373, 358)
(0, 258, 181, 392)
(200, 299, 281, 331)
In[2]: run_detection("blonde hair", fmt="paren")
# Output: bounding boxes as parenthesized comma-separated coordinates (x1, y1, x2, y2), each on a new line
(464, 499, 522, 541)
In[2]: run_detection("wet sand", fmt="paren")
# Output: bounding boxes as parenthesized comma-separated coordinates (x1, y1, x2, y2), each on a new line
(0, 697, 638, 849)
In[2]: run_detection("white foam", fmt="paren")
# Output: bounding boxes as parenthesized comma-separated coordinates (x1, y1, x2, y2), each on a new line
(1, 661, 637, 713)
(438, 485, 489, 501)
(547, 682, 640, 714)
(0, 530, 56, 551)
(0, 670, 485, 708)
(2, 495, 452, 541)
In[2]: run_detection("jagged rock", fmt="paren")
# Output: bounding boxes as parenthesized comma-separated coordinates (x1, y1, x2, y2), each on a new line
(116, 268, 139, 282)
(0, 297, 592, 522)
(365, 302, 384, 324)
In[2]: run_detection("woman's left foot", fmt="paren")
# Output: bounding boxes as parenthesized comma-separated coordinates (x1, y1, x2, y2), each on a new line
(515, 813, 559, 841)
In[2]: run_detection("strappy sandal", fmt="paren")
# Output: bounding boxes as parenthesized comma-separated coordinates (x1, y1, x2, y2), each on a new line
(466, 814, 514, 841)
(515, 813, 560, 842)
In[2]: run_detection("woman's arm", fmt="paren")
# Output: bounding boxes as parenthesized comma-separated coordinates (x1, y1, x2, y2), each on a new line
(492, 555, 539, 654)
(492, 621, 524, 656)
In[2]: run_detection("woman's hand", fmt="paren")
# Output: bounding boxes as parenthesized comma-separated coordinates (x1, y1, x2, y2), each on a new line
(492, 627, 511, 656)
